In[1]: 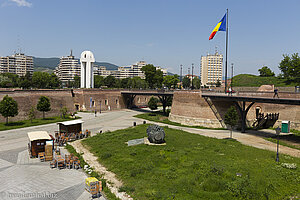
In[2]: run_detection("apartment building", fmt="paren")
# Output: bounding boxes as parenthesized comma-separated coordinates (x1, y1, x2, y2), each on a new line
(94, 61, 167, 79)
(54, 51, 80, 84)
(200, 52, 223, 86)
(0, 53, 33, 76)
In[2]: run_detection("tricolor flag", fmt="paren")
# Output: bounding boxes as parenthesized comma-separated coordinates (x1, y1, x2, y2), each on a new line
(209, 14, 226, 40)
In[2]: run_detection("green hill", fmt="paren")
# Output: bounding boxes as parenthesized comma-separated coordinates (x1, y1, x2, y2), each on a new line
(33, 57, 119, 70)
(233, 74, 297, 87)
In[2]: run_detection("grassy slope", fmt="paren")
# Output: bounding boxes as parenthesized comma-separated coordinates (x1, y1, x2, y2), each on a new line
(0, 116, 78, 131)
(134, 111, 226, 130)
(82, 125, 300, 200)
(233, 74, 297, 87)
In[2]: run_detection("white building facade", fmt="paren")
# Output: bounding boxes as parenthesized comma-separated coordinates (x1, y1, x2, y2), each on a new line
(0, 53, 33, 76)
(54, 51, 80, 85)
(94, 61, 167, 79)
(200, 53, 223, 86)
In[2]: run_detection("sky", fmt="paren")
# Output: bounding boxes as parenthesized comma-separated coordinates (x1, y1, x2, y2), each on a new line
(0, 0, 300, 76)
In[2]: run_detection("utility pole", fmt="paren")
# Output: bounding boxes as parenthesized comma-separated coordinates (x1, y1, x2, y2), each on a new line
(191, 63, 194, 90)
(231, 63, 234, 89)
(180, 64, 183, 88)
(180, 65, 183, 82)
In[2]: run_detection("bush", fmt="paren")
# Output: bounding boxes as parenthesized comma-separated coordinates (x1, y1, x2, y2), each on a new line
(148, 97, 158, 110)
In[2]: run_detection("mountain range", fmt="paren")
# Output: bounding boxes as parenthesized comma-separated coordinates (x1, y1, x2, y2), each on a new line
(33, 57, 119, 71)
(33, 57, 175, 75)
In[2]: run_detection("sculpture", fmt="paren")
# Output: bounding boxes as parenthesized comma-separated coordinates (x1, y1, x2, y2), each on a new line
(147, 124, 165, 144)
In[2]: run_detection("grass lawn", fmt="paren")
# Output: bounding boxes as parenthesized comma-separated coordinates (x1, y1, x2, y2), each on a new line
(82, 124, 300, 200)
(0, 116, 79, 131)
(134, 111, 226, 130)
(233, 74, 297, 87)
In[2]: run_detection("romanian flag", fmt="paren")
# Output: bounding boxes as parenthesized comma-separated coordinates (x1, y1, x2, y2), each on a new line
(209, 14, 226, 40)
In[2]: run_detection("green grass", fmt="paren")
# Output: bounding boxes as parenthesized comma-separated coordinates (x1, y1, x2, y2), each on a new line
(82, 124, 300, 200)
(65, 144, 119, 200)
(233, 74, 297, 87)
(134, 111, 226, 130)
(0, 115, 79, 131)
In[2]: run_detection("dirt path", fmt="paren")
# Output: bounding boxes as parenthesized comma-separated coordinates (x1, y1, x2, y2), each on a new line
(70, 140, 133, 200)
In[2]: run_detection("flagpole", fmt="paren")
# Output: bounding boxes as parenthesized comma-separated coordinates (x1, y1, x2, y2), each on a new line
(225, 8, 228, 94)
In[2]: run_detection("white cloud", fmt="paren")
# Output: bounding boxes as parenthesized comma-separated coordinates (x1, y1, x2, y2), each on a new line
(10, 0, 32, 7)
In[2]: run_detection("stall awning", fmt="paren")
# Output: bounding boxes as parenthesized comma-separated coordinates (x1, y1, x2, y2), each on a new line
(27, 131, 52, 141)
(57, 119, 84, 126)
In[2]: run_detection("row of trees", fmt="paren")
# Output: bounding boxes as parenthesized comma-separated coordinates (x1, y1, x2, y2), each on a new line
(0, 72, 60, 89)
(258, 53, 300, 84)
(67, 64, 182, 89)
(0, 95, 51, 124)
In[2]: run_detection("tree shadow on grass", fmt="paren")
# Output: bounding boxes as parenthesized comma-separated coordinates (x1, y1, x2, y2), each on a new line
(41, 117, 56, 121)
(5, 122, 25, 126)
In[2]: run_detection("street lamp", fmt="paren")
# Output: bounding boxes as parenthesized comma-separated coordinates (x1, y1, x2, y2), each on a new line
(99, 100, 102, 114)
(275, 126, 281, 162)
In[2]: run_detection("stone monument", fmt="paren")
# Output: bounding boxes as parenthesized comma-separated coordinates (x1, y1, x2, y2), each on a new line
(147, 124, 165, 144)
(80, 51, 95, 88)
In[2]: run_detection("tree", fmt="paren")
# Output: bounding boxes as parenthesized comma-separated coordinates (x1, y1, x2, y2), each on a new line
(0, 95, 18, 124)
(94, 75, 105, 88)
(148, 97, 158, 110)
(129, 77, 148, 89)
(141, 64, 164, 89)
(60, 106, 68, 118)
(216, 79, 221, 87)
(32, 72, 51, 88)
(18, 73, 32, 89)
(154, 69, 164, 88)
(49, 73, 61, 88)
(120, 77, 131, 88)
(28, 106, 35, 123)
(258, 66, 275, 77)
(37, 96, 51, 119)
(104, 75, 117, 88)
(163, 75, 180, 89)
(279, 53, 300, 83)
(73, 75, 80, 88)
(141, 64, 157, 88)
(224, 106, 239, 138)
(182, 76, 191, 88)
(192, 77, 201, 89)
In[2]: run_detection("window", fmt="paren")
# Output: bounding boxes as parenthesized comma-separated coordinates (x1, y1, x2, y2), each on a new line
(105, 99, 108, 105)
(116, 99, 119, 105)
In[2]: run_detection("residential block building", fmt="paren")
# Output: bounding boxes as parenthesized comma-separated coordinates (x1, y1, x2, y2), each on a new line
(0, 53, 34, 76)
(94, 61, 167, 79)
(200, 52, 223, 86)
(54, 51, 80, 85)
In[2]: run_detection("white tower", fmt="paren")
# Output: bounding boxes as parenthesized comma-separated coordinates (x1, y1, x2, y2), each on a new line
(80, 51, 95, 88)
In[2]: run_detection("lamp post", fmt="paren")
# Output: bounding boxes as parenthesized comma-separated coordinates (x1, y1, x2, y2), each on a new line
(191, 63, 194, 90)
(275, 126, 281, 162)
(99, 100, 102, 114)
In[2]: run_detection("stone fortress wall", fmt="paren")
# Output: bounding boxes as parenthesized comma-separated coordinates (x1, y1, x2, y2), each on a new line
(0, 89, 149, 123)
(0, 87, 299, 130)
(169, 89, 300, 130)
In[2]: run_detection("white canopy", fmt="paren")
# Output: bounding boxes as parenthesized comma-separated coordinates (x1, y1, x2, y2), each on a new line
(57, 119, 84, 126)
(27, 131, 51, 141)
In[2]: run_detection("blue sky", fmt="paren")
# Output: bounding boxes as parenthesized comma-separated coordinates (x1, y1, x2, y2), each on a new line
(0, 0, 299, 76)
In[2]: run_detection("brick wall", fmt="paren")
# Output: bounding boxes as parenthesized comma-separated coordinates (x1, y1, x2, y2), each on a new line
(170, 90, 300, 130)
